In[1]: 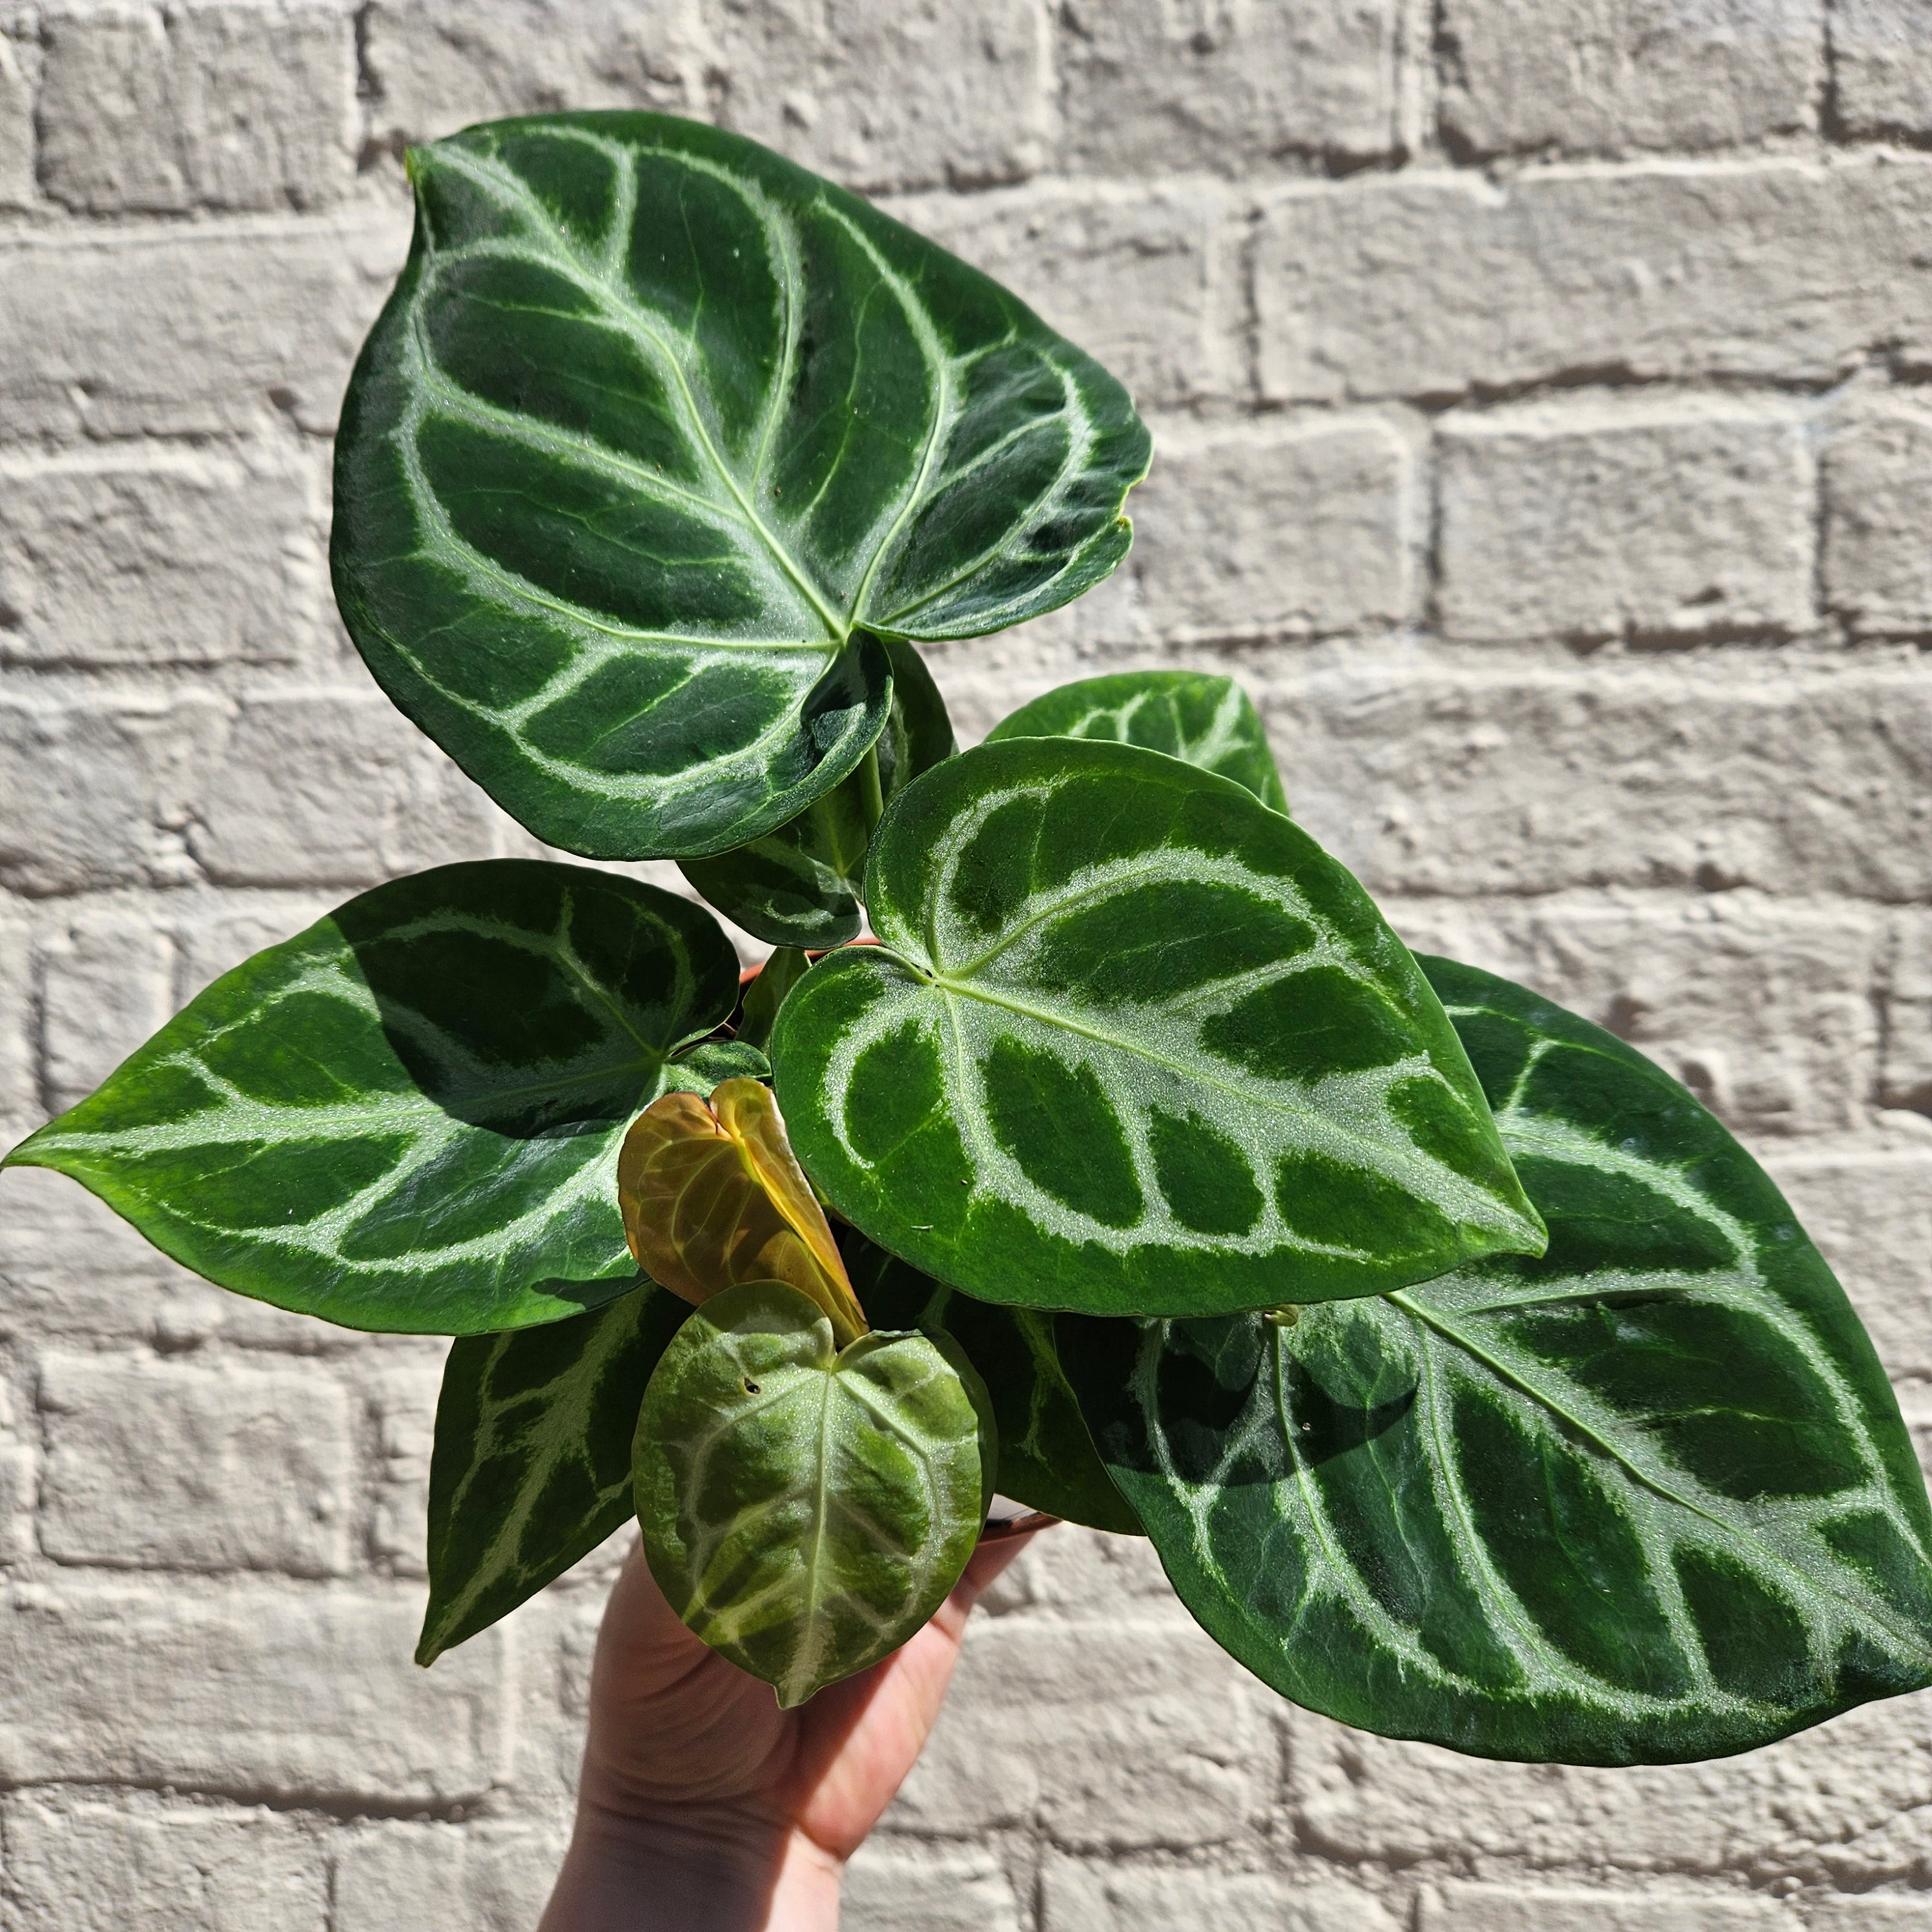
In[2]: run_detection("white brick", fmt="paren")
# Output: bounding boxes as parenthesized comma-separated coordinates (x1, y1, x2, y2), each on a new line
(37, 1350, 355, 1577)
(1437, 400, 1813, 645)
(708, 0, 1051, 193)
(1249, 663, 1932, 905)
(1042, 1858, 1399, 1932)
(1257, 159, 1932, 404)
(1, 1792, 327, 1932)
(1438, 0, 1820, 158)
(360, 0, 706, 139)
(0, 896, 32, 1138)
(1823, 395, 1932, 638)
(1421, 1883, 1786, 1930)
(1804, 1893, 1932, 1927)
(0, 1438, 36, 1565)
(845, 1846, 1024, 1932)
(37, 2, 357, 214)
(888, 1616, 1264, 1847)
(1055, 0, 1399, 174)
(367, 1359, 442, 1579)
(1391, 892, 1880, 1140)
(892, 183, 1236, 409)
(1833, 0, 1932, 139)
(172, 893, 341, 1005)
(1881, 911, 1932, 1112)
(185, 692, 511, 888)
(1101, 417, 1411, 642)
(0, 1579, 511, 1802)
(1760, 1146, 1932, 1379)
(331, 1822, 559, 1932)
(0, 441, 325, 670)
(0, 212, 410, 441)
(0, 12, 36, 210)
(1288, 1687, 1932, 1887)
(38, 907, 174, 1114)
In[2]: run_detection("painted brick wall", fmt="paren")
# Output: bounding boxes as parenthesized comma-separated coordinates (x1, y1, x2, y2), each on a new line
(3, 3, 1932, 1926)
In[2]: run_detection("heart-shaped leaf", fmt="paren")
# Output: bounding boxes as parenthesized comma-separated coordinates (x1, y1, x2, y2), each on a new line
(679, 639, 957, 949)
(332, 112, 1149, 861)
(2, 861, 738, 1333)
(419, 1282, 690, 1663)
(770, 739, 1545, 1319)
(987, 670, 1287, 813)
(844, 1228, 1140, 1536)
(635, 1280, 992, 1707)
(1070, 959, 1932, 1765)
(617, 1078, 868, 1344)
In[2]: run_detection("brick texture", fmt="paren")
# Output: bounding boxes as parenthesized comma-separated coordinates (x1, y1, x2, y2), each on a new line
(4, 1, 1932, 1926)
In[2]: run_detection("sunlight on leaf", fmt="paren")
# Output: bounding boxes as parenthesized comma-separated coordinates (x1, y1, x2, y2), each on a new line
(618, 1076, 868, 1344)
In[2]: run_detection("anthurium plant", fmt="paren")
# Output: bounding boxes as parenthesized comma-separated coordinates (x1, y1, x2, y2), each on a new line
(8, 112, 1932, 1762)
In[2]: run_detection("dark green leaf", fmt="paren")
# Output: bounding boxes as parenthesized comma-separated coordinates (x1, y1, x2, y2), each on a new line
(987, 670, 1287, 812)
(843, 1228, 1141, 1536)
(1072, 960, 1932, 1765)
(418, 1282, 690, 1663)
(679, 641, 956, 948)
(770, 739, 1545, 1319)
(332, 112, 1147, 861)
(737, 949, 812, 1054)
(635, 1280, 992, 1706)
(2, 861, 738, 1333)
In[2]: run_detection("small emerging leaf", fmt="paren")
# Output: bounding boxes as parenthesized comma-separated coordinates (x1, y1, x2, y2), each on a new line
(617, 1077, 868, 1344)
(2, 861, 738, 1334)
(845, 1229, 1140, 1536)
(772, 739, 1545, 1320)
(419, 1282, 690, 1663)
(987, 670, 1287, 812)
(1071, 960, 1932, 1765)
(635, 1280, 992, 1707)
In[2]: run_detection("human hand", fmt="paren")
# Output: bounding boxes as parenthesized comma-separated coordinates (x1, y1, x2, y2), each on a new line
(539, 1529, 1038, 1931)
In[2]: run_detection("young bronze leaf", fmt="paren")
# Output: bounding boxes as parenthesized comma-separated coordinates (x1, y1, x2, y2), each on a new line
(617, 1078, 867, 1344)
(987, 670, 1288, 812)
(844, 1228, 1140, 1536)
(681, 641, 956, 949)
(1071, 959, 1932, 1765)
(770, 740, 1545, 1320)
(418, 1282, 690, 1663)
(634, 1280, 992, 1707)
(2, 862, 738, 1334)
(333, 112, 1148, 861)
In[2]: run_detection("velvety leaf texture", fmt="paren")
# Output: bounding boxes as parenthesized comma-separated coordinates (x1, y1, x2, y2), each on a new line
(333, 112, 1149, 861)
(1072, 960, 1932, 1765)
(770, 739, 1545, 1319)
(419, 1282, 690, 1663)
(842, 1228, 1141, 1535)
(987, 670, 1288, 812)
(2, 861, 739, 1333)
(635, 1280, 992, 1707)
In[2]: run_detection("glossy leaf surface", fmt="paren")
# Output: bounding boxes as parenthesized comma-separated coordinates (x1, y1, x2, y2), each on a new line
(3, 862, 738, 1333)
(635, 1280, 991, 1706)
(771, 739, 1545, 1319)
(617, 1078, 868, 1344)
(845, 1229, 1140, 1534)
(419, 1282, 690, 1663)
(681, 640, 956, 948)
(1073, 960, 1932, 1764)
(333, 112, 1149, 861)
(987, 670, 1287, 812)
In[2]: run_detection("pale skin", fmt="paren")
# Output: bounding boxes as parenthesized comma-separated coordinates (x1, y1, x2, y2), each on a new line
(539, 1532, 1036, 1931)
